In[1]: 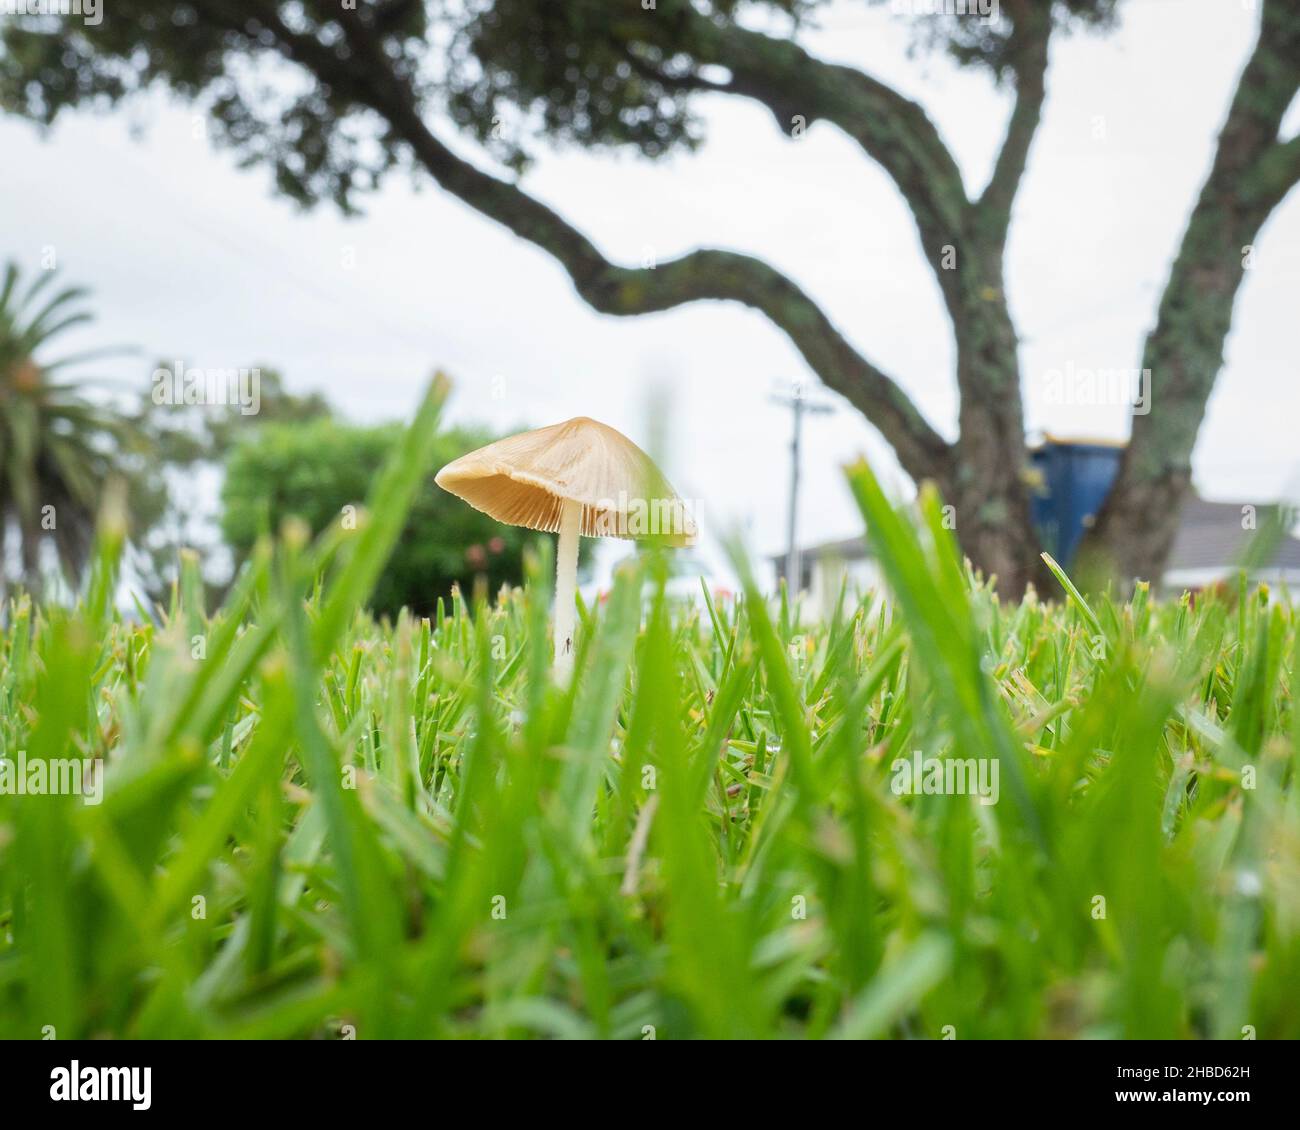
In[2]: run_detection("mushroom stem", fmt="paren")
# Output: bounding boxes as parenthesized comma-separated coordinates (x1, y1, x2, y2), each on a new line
(553, 496, 581, 681)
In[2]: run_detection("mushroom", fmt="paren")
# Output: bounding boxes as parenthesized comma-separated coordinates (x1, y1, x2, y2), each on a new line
(435, 417, 696, 680)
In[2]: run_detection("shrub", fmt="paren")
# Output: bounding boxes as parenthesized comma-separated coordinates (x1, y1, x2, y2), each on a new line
(221, 417, 535, 615)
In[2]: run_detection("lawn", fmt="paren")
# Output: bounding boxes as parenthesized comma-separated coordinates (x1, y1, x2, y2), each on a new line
(1, 378, 1296, 1040)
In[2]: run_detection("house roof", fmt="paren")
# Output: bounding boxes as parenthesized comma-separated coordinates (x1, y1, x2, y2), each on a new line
(806, 534, 871, 562)
(1166, 498, 1300, 573)
(770, 534, 871, 566)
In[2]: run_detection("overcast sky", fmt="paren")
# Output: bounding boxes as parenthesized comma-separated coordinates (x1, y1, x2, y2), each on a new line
(2, 0, 1298, 585)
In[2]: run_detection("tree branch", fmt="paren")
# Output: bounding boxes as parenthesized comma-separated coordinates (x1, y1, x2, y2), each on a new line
(400, 125, 951, 481)
(634, 8, 972, 268)
(219, 1, 953, 484)
(976, 1, 1052, 244)
(1246, 131, 1300, 212)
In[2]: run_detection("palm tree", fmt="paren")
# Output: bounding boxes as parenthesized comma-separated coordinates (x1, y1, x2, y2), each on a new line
(0, 261, 140, 596)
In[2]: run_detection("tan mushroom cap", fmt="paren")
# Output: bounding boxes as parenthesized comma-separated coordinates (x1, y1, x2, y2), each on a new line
(435, 417, 697, 546)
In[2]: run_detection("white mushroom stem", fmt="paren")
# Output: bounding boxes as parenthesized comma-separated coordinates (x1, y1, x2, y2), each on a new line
(553, 496, 582, 681)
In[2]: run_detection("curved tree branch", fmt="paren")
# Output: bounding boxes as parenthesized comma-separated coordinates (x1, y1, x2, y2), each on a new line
(219, 0, 952, 484)
(613, 4, 974, 309)
(688, 20, 971, 236)
(615, 2, 1033, 488)
(394, 116, 953, 483)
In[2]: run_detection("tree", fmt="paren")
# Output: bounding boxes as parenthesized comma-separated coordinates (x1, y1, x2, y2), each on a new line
(0, 261, 151, 597)
(221, 418, 549, 615)
(5, 0, 1299, 594)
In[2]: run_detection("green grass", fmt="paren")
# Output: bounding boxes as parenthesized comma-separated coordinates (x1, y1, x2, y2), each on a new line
(1, 380, 1298, 1039)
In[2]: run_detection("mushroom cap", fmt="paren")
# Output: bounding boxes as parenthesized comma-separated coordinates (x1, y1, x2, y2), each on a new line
(435, 417, 697, 546)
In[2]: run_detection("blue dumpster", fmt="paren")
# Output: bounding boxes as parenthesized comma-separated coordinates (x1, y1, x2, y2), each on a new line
(1029, 439, 1123, 568)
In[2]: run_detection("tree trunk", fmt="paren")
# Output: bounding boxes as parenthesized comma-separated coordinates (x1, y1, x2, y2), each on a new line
(18, 520, 41, 599)
(946, 280, 1048, 600)
(1082, 0, 1300, 587)
(947, 420, 1046, 601)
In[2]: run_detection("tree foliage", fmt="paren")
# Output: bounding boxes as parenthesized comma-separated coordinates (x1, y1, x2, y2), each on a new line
(0, 260, 153, 595)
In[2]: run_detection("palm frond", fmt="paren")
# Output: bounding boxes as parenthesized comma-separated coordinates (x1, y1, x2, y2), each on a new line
(0, 259, 144, 593)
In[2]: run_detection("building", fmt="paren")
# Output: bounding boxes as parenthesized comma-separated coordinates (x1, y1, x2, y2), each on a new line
(1162, 497, 1300, 592)
(774, 534, 883, 613)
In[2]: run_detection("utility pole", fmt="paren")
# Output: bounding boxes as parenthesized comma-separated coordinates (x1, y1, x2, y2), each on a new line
(771, 382, 834, 593)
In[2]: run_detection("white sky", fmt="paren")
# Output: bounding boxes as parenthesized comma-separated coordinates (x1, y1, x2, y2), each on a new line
(2, 0, 1298, 587)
